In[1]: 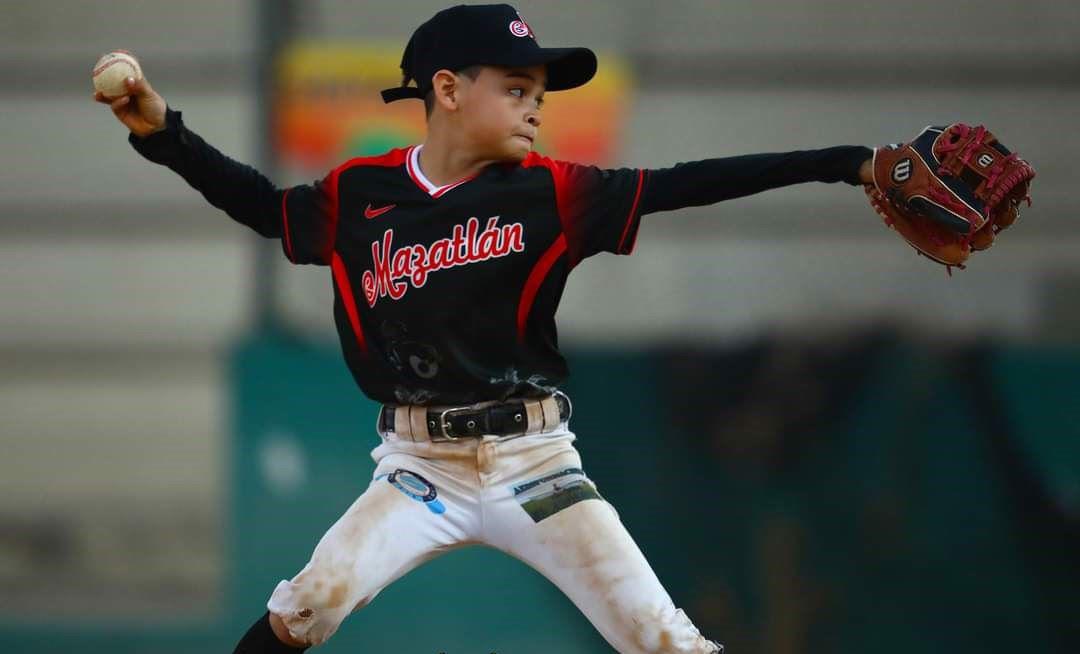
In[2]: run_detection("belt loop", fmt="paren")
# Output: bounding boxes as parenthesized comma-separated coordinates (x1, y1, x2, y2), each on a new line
(523, 399, 545, 435)
(540, 395, 559, 431)
(376, 406, 388, 437)
(394, 407, 416, 442)
(409, 406, 431, 442)
(555, 390, 572, 422)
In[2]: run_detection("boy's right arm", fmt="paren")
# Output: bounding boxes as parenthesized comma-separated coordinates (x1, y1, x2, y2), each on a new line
(95, 77, 336, 265)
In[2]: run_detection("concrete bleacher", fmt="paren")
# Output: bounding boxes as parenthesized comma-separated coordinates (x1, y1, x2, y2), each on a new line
(1, 0, 1077, 617)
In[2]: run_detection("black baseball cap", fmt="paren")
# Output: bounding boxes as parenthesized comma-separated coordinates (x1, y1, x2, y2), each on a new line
(380, 4, 598, 103)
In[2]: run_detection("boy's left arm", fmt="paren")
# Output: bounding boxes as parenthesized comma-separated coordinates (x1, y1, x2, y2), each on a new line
(533, 146, 872, 265)
(639, 146, 873, 215)
(634, 123, 1035, 273)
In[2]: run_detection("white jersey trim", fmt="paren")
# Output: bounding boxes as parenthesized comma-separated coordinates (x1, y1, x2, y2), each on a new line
(406, 144, 476, 198)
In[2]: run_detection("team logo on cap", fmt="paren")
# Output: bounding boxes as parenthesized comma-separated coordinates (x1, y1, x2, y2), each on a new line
(509, 13, 534, 38)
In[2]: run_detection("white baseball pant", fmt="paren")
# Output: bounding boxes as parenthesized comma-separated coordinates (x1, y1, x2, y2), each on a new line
(266, 413, 722, 653)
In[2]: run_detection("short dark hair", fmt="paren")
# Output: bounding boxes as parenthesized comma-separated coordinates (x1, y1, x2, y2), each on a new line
(423, 65, 483, 118)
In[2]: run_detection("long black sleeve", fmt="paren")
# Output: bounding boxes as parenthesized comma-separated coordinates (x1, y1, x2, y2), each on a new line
(128, 106, 284, 238)
(639, 145, 872, 215)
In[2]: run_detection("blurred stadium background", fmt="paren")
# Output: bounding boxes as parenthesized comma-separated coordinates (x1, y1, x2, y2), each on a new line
(2, 1, 1079, 652)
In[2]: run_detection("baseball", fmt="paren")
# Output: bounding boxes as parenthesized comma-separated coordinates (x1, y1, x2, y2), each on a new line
(92, 50, 142, 99)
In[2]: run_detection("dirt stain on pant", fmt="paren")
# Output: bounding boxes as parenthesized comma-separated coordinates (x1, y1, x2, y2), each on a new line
(274, 481, 404, 645)
(327, 582, 349, 608)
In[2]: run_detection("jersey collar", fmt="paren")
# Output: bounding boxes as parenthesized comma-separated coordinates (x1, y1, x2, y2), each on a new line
(406, 145, 479, 199)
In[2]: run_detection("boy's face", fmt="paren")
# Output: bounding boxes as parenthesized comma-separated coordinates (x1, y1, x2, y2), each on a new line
(454, 64, 546, 162)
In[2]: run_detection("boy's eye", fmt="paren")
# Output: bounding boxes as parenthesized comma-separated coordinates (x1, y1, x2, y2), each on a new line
(509, 87, 543, 108)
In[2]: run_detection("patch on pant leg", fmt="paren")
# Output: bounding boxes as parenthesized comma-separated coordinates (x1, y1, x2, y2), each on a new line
(376, 469, 446, 515)
(511, 467, 602, 523)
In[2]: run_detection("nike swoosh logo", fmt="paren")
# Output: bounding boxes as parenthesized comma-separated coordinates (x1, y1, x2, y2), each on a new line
(364, 203, 397, 220)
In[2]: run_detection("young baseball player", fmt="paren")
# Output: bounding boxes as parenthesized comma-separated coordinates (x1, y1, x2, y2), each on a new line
(96, 4, 875, 652)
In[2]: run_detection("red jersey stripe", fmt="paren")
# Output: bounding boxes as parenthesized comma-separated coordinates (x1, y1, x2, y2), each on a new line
(516, 233, 567, 342)
(520, 152, 572, 232)
(617, 169, 646, 254)
(520, 153, 579, 266)
(331, 251, 368, 354)
(280, 187, 295, 262)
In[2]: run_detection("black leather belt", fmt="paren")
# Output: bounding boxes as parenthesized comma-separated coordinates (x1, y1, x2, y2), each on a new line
(378, 392, 571, 440)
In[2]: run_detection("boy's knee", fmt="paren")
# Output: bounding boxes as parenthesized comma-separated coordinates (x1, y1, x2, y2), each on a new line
(268, 599, 345, 648)
(267, 566, 372, 647)
(269, 611, 312, 648)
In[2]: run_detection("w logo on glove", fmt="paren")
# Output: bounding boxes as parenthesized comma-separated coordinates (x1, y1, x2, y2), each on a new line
(891, 158, 913, 183)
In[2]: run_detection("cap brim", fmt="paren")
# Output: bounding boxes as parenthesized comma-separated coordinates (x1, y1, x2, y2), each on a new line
(501, 47, 597, 92)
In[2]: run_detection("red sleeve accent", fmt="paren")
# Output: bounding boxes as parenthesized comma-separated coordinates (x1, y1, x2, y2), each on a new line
(516, 233, 568, 342)
(330, 252, 368, 354)
(521, 153, 574, 227)
(521, 152, 644, 262)
(280, 187, 295, 263)
(521, 153, 582, 265)
(617, 169, 646, 254)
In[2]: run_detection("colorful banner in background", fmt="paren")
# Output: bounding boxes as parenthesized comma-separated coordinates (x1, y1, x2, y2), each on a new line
(273, 42, 634, 175)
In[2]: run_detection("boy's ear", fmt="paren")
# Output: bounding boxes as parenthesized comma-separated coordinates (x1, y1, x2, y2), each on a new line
(431, 69, 462, 113)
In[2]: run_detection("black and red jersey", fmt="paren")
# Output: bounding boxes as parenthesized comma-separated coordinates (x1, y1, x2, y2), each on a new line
(130, 107, 870, 405)
(282, 143, 646, 404)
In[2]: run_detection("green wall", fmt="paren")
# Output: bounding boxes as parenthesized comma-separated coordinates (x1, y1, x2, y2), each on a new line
(6, 334, 1077, 654)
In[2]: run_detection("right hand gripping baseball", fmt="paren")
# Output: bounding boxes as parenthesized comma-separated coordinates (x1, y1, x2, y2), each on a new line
(93, 76, 167, 139)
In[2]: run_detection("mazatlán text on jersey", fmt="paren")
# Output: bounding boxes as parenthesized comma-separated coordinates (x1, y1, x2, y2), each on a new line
(361, 216, 526, 307)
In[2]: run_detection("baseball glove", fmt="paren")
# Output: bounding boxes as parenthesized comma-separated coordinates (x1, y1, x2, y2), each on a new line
(865, 123, 1035, 273)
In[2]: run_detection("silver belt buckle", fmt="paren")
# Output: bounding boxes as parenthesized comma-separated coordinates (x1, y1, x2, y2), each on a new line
(436, 406, 474, 441)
